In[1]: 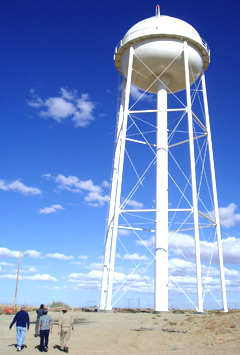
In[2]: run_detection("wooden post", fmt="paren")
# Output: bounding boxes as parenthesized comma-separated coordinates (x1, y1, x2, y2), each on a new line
(14, 250, 22, 310)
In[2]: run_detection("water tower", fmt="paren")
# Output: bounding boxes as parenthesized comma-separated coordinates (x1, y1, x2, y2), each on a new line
(100, 6, 228, 312)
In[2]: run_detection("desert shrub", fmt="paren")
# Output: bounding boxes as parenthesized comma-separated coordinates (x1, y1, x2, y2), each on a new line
(48, 301, 69, 309)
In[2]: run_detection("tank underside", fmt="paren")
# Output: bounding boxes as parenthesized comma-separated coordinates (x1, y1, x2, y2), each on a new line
(120, 39, 204, 93)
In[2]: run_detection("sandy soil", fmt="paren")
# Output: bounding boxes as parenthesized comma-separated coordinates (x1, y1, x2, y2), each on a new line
(1, 309, 240, 354)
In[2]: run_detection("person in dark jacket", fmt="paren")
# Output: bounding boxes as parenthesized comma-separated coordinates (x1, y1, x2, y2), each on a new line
(9, 305, 30, 352)
(35, 304, 44, 337)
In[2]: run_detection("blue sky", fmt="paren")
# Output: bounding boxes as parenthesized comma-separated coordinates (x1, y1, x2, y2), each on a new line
(0, 0, 239, 309)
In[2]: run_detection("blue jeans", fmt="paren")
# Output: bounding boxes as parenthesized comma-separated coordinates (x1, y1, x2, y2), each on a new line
(40, 329, 50, 350)
(16, 326, 26, 347)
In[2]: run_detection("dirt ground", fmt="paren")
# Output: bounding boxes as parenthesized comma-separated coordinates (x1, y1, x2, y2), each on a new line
(1, 309, 240, 354)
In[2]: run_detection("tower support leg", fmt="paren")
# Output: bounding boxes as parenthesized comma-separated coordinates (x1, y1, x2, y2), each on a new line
(99, 80, 126, 310)
(101, 47, 134, 311)
(155, 84, 169, 312)
(201, 74, 228, 312)
(184, 41, 203, 313)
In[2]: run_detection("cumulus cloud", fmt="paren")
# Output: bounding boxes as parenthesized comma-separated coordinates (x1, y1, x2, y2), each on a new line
(116, 253, 149, 262)
(0, 261, 14, 266)
(0, 273, 57, 282)
(39, 204, 64, 214)
(102, 180, 110, 188)
(130, 84, 153, 102)
(136, 236, 155, 248)
(126, 199, 144, 209)
(20, 267, 38, 274)
(67, 270, 102, 290)
(118, 229, 132, 236)
(46, 253, 74, 261)
(24, 250, 42, 258)
(0, 179, 41, 195)
(78, 255, 88, 260)
(55, 174, 101, 193)
(55, 174, 109, 207)
(25, 274, 57, 282)
(86, 263, 103, 270)
(0, 248, 21, 259)
(84, 191, 109, 207)
(28, 88, 95, 127)
(221, 237, 240, 264)
(66, 263, 240, 299)
(136, 232, 240, 265)
(218, 203, 240, 228)
(41, 173, 52, 179)
(70, 262, 85, 266)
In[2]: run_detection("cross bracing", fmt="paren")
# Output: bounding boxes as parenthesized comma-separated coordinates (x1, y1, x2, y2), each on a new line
(100, 44, 227, 312)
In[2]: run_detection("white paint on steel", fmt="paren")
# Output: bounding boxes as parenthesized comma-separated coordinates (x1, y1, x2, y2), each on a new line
(105, 47, 134, 310)
(184, 41, 203, 313)
(201, 74, 228, 312)
(115, 14, 210, 93)
(100, 6, 227, 313)
(155, 84, 168, 311)
(99, 81, 126, 310)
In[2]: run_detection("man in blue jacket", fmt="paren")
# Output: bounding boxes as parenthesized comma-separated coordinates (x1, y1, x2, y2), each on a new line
(9, 305, 30, 352)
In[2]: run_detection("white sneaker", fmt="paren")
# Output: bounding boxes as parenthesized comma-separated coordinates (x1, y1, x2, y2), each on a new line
(17, 346, 21, 351)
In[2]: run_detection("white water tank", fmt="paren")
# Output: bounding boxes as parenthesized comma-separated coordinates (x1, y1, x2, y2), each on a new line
(114, 9, 210, 93)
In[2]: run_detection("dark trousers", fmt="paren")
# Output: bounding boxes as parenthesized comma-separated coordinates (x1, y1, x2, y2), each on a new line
(40, 329, 50, 350)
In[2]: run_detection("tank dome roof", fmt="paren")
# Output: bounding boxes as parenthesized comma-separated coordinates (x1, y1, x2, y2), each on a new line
(114, 14, 210, 77)
(123, 15, 202, 45)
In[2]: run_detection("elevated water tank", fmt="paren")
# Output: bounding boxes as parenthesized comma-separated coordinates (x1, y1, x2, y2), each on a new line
(114, 7, 210, 93)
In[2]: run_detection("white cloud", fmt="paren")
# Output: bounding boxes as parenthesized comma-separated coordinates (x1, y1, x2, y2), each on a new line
(55, 174, 101, 193)
(46, 253, 74, 261)
(84, 191, 109, 207)
(116, 253, 149, 262)
(169, 258, 195, 276)
(24, 250, 42, 258)
(0, 273, 57, 282)
(78, 255, 88, 260)
(86, 263, 103, 270)
(0, 179, 41, 195)
(221, 237, 240, 264)
(67, 263, 240, 296)
(67, 270, 102, 289)
(0, 179, 8, 191)
(136, 236, 155, 248)
(25, 274, 57, 282)
(0, 261, 14, 266)
(28, 88, 95, 128)
(218, 203, 240, 228)
(70, 262, 85, 266)
(118, 229, 132, 236)
(41, 173, 52, 179)
(102, 180, 110, 188)
(39, 204, 64, 214)
(40, 286, 60, 291)
(126, 199, 144, 209)
(137, 232, 240, 265)
(40, 97, 75, 121)
(20, 267, 38, 274)
(55, 174, 109, 207)
(130, 84, 153, 102)
(0, 248, 21, 259)
(169, 233, 240, 265)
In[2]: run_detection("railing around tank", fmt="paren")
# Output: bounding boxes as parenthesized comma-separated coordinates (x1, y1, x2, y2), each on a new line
(114, 26, 210, 56)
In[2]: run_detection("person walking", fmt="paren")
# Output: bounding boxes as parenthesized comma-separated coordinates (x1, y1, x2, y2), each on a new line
(58, 308, 74, 353)
(35, 304, 44, 337)
(37, 308, 53, 352)
(9, 305, 30, 352)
